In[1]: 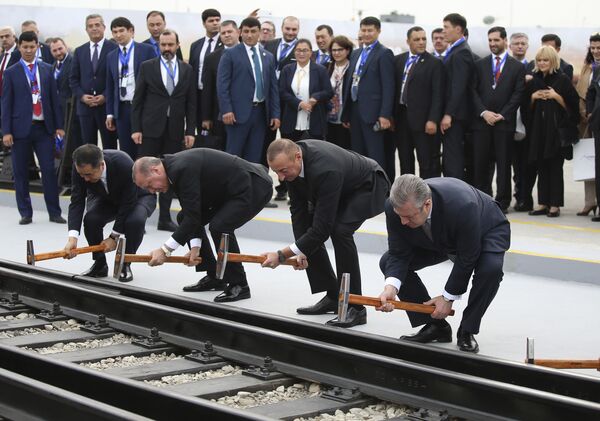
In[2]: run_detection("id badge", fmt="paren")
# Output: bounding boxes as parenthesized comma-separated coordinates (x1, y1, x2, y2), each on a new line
(32, 93, 39, 104)
(351, 74, 360, 87)
(120, 77, 128, 88)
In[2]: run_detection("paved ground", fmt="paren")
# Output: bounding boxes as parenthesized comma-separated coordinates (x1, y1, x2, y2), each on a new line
(1, 168, 599, 380)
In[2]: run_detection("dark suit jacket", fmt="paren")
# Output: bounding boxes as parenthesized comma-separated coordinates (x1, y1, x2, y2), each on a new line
(279, 62, 333, 136)
(443, 40, 474, 121)
(383, 177, 510, 296)
(200, 48, 224, 123)
(53, 54, 74, 101)
(105, 42, 155, 119)
(68, 150, 154, 234)
(526, 58, 574, 81)
(471, 54, 526, 132)
(265, 38, 297, 73)
(131, 58, 196, 139)
(1, 60, 62, 138)
(189, 35, 223, 90)
(217, 43, 280, 124)
(142, 37, 183, 60)
(69, 39, 118, 116)
(289, 140, 390, 255)
(341, 42, 395, 124)
(163, 148, 272, 245)
(394, 51, 444, 131)
(0, 48, 21, 116)
(586, 70, 600, 135)
(38, 43, 54, 64)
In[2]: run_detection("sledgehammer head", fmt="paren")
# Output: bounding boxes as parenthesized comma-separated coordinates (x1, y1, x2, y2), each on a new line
(26, 240, 35, 265)
(216, 233, 230, 280)
(337, 273, 350, 323)
(112, 236, 126, 279)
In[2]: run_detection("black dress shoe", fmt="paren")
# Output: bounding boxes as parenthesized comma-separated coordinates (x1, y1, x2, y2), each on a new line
(49, 215, 66, 224)
(19, 216, 32, 225)
(214, 284, 251, 302)
(528, 208, 548, 216)
(546, 209, 560, 218)
(274, 191, 288, 201)
(326, 307, 367, 328)
(118, 263, 133, 282)
(81, 261, 108, 278)
(400, 322, 452, 343)
(264, 201, 278, 208)
(457, 328, 479, 353)
(514, 202, 533, 212)
(182, 275, 226, 292)
(296, 295, 337, 315)
(592, 216, 600, 222)
(157, 220, 177, 232)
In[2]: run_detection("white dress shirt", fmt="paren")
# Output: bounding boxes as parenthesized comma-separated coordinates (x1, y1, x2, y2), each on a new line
(22, 59, 44, 121)
(244, 43, 264, 102)
(89, 38, 106, 58)
(291, 62, 311, 130)
(118, 40, 135, 101)
(197, 34, 220, 89)
(160, 56, 180, 88)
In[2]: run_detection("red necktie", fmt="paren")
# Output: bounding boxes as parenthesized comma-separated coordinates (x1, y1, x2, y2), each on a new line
(494, 56, 502, 83)
(28, 63, 42, 117)
(0, 52, 8, 96)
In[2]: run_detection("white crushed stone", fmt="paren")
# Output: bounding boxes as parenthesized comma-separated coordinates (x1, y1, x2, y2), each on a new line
(0, 313, 36, 321)
(145, 364, 241, 387)
(293, 402, 410, 421)
(215, 381, 316, 409)
(81, 352, 180, 370)
(0, 320, 81, 339)
(28, 333, 132, 354)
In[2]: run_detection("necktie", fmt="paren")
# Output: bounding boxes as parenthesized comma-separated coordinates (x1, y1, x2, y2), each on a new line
(319, 53, 329, 65)
(120, 47, 128, 97)
(54, 61, 62, 80)
(252, 46, 264, 101)
(296, 68, 306, 96)
(28, 63, 42, 117)
(198, 38, 213, 88)
(279, 43, 290, 63)
(166, 60, 174, 95)
(400, 56, 417, 105)
(200, 38, 213, 66)
(0, 53, 8, 95)
(91, 43, 99, 73)
(422, 220, 433, 242)
(494, 56, 502, 84)
(351, 45, 372, 101)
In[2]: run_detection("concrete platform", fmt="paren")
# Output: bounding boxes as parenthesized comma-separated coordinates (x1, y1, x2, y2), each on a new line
(1, 181, 599, 379)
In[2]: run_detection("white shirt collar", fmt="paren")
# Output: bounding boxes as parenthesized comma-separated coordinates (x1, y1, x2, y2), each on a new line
(244, 43, 259, 52)
(494, 51, 508, 60)
(4, 44, 16, 54)
(297, 62, 310, 71)
(447, 36, 465, 49)
(120, 39, 134, 52)
(90, 38, 105, 49)
(299, 160, 305, 178)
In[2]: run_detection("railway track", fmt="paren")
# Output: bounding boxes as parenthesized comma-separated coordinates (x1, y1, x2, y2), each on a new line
(0, 259, 599, 420)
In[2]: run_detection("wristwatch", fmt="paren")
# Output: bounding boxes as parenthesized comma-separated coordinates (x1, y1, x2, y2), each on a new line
(276, 250, 286, 263)
(160, 244, 173, 257)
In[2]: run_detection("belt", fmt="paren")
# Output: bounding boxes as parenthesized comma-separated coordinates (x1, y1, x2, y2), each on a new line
(252, 101, 265, 107)
(31, 120, 45, 125)
(120, 100, 132, 104)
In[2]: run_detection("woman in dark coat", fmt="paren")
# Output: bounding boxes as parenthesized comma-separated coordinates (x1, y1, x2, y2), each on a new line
(525, 45, 579, 217)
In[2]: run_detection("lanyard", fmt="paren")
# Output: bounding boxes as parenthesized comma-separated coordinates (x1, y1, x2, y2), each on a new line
(20, 59, 39, 93)
(54, 63, 62, 80)
(443, 37, 465, 62)
(593, 61, 599, 73)
(355, 41, 378, 77)
(119, 44, 134, 75)
(149, 38, 160, 57)
(403, 55, 420, 80)
(160, 58, 177, 83)
(492, 53, 507, 82)
(316, 50, 329, 65)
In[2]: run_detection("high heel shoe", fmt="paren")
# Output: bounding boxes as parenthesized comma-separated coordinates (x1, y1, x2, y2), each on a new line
(547, 208, 560, 218)
(576, 205, 597, 216)
(528, 207, 548, 216)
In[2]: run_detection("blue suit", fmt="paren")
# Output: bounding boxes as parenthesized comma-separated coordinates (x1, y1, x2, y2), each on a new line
(69, 39, 118, 149)
(217, 43, 279, 163)
(106, 42, 155, 160)
(1, 60, 63, 219)
(341, 42, 395, 172)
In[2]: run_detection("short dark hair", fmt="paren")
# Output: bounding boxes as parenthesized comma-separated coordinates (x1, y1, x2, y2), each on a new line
(18, 31, 38, 44)
(443, 13, 467, 32)
(407, 26, 425, 39)
(201, 8, 221, 23)
(585, 33, 600, 64)
(49, 37, 66, 46)
(110, 17, 134, 31)
(220, 20, 238, 30)
(160, 29, 179, 44)
(146, 10, 165, 21)
(316, 24, 333, 36)
(431, 28, 443, 38)
(240, 17, 261, 30)
(329, 35, 354, 55)
(72, 144, 104, 168)
(488, 26, 507, 39)
(541, 33, 561, 48)
(296, 38, 313, 50)
(360, 16, 381, 30)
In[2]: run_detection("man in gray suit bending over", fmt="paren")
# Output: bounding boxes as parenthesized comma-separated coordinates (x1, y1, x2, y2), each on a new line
(377, 174, 510, 353)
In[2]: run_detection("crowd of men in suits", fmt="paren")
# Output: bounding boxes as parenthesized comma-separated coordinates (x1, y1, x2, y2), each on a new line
(1, 10, 599, 353)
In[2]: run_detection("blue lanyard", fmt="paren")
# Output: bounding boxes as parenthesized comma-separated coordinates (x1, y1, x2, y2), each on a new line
(316, 50, 329, 65)
(492, 54, 507, 82)
(20, 59, 39, 93)
(119, 44, 134, 74)
(403, 55, 420, 80)
(149, 38, 160, 57)
(593, 61, 599, 73)
(443, 37, 465, 62)
(54, 63, 62, 80)
(355, 41, 378, 77)
(160, 58, 177, 83)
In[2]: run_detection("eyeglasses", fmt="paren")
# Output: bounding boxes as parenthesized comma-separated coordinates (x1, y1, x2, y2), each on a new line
(331, 48, 346, 53)
(295, 49, 311, 53)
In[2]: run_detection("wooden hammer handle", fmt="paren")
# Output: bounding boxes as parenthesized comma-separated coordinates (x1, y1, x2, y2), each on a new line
(123, 254, 194, 264)
(529, 359, 600, 369)
(33, 244, 107, 262)
(348, 294, 455, 316)
(225, 253, 298, 266)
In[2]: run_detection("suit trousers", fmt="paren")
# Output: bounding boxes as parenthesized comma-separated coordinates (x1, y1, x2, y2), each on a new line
(442, 119, 467, 179)
(472, 127, 513, 209)
(11, 123, 61, 218)
(512, 137, 534, 207)
(115, 101, 137, 161)
(535, 156, 564, 207)
(379, 248, 504, 334)
(595, 134, 600, 205)
(178, 173, 273, 286)
(79, 106, 118, 149)
(395, 106, 441, 179)
(326, 122, 351, 150)
(350, 104, 387, 174)
(84, 194, 155, 261)
(225, 103, 266, 164)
